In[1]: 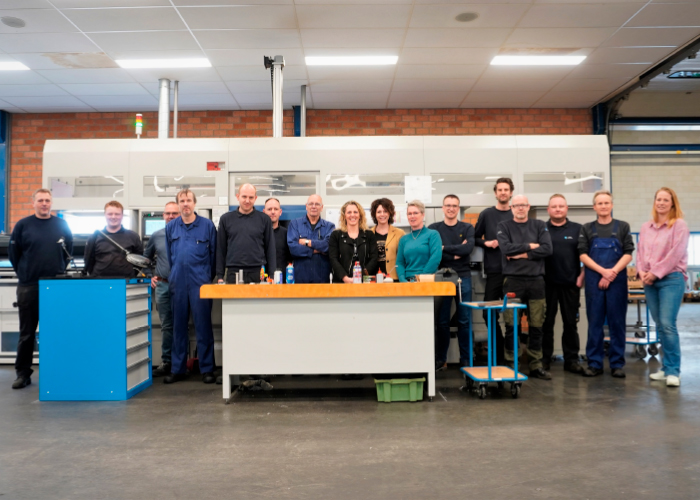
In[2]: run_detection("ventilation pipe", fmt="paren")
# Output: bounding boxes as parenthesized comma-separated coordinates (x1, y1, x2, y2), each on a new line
(173, 80, 179, 139)
(158, 78, 170, 139)
(300, 85, 307, 137)
(264, 55, 285, 138)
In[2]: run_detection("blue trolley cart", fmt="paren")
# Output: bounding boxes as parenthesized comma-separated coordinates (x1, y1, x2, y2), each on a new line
(604, 289, 659, 359)
(459, 292, 528, 399)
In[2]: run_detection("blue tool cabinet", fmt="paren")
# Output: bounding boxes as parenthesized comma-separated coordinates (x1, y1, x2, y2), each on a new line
(39, 278, 152, 401)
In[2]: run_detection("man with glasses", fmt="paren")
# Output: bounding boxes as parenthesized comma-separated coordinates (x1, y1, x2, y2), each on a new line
(496, 195, 553, 379)
(287, 194, 335, 283)
(144, 201, 180, 377)
(429, 194, 475, 371)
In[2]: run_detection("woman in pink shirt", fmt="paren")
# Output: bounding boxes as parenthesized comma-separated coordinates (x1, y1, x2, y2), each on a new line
(637, 187, 689, 387)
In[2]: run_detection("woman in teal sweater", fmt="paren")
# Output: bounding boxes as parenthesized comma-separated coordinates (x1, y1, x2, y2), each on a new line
(396, 200, 443, 282)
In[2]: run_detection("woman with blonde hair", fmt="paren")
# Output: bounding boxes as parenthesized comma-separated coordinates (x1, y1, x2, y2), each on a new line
(329, 200, 378, 283)
(395, 200, 442, 282)
(637, 187, 689, 387)
(370, 198, 405, 280)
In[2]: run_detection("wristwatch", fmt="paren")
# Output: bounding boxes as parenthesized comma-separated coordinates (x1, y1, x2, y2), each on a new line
(306, 239, 311, 247)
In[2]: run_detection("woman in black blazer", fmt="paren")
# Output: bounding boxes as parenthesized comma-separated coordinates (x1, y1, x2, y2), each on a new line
(329, 201, 379, 283)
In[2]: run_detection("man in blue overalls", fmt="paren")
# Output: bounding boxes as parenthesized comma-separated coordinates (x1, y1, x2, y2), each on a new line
(579, 190, 634, 378)
(287, 194, 335, 283)
(164, 189, 217, 384)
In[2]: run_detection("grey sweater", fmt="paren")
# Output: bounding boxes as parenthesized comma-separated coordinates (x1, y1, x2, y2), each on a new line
(496, 218, 552, 277)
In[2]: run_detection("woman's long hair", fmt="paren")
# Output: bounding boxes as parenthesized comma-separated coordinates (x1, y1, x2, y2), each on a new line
(651, 187, 683, 228)
(338, 200, 368, 233)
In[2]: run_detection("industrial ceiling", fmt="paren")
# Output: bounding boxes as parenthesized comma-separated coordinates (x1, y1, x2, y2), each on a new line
(0, 0, 699, 113)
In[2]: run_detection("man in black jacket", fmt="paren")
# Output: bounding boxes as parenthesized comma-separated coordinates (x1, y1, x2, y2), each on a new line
(264, 197, 291, 281)
(9, 188, 73, 389)
(496, 195, 553, 379)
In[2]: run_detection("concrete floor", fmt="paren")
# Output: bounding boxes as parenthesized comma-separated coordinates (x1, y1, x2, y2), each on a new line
(1, 306, 699, 500)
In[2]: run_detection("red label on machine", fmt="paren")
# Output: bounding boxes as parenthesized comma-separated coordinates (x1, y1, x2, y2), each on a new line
(207, 162, 220, 171)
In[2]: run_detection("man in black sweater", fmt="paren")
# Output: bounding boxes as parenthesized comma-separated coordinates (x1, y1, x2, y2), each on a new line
(429, 194, 475, 370)
(496, 195, 553, 379)
(474, 177, 514, 365)
(543, 194, 585, 374)
(216, 184, 276, 284)
(9, 188, 73, 389)
(264, 197, 291, 282)
(84, 200, 143, 278)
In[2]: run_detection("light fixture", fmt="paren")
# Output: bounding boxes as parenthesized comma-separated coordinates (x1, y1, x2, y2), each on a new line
(491, 55, 586, 66)
(116, 58, 211, 69)
(305, 56, 398, 66)
(0, 62, 30, 71)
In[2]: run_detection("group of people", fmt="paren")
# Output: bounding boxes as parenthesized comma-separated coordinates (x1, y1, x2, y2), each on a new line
(8, 179, 689, 390)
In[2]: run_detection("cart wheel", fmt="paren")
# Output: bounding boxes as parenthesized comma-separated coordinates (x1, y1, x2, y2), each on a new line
(634, 345, 647, 358)
(510, 384, 521, 399)
(478, 384, 487, 400)
(648, 344, 659, 356)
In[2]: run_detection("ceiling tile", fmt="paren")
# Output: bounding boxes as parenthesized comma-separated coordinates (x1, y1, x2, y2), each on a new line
(0, 33, 98, 53)
(61, 7, 185, 32)
(194, 29, 301, 49)
(464, 91, 547, 104)
(0, 9, 78, 34)
(517, 3, 645, 28)
(585, 47, 676, 65)
(308, 79, 394, 93)
(505, 28, 618, 48)
(531, 100, 594, 108)
(206, 48, 305, 66)
(178, 6, 297, 30)
(409, 4, 530, 29)
(567, 63, 648, 79)
(37, 68, 137, 84)
(1, 95, 92, 107)
(391, 79, 476, 92)
(399, 48, 498, 65)
(472, 78, 558, 92)
(404, 28, 511, 48)
(395, 64, 487, 79)
(603, 27, 700, 47)
(0, 84, 69, 97)
(303, 47, 400, 57)
(313, 102, 386, 110)
(306, 66, 396, 80)
(0, 107, 26, 113)
(296, 0, 409, 4)
(88, 31, 199, 52)
(388, 91, 466, 104)
(226, 79, 308, 93)
(296, 5, 412, 29)
(537, 90, 606, 103)
(217, 65, 307, 81)
(20, 106, 95, 112)
(301, 29, 405, 48)
(52, 0, 171, 6)
(105, 49, 205, 62)
(0, 1, 53, 7)
(125, 67, 223, 82)
(551, 78, 631, 92)
(140, 81, 230, 94)
(173, 0, 293, 4)
(627, 3, 700, 27)
(311, 92, 389, 104)
(478, 65, 575, 81)
(10, 52, 117, 70)
(0, 71, 51, 84)
(59, 83, 152, 95)
(169, 93, 238, 106)
(76, 94, 158, 108)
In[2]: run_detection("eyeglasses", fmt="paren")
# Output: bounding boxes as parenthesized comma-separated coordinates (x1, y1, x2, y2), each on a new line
(443, 204, 459, 209)
(307, 203, 322, 207)
(512, 204, 529, 209)
(164, 212, 179, 216)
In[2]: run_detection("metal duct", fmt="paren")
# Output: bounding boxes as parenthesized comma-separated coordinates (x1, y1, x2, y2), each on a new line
(158, 78, 170, 139)
(173, 80, 179, 139)
(265, 55, 285, 138)
(300, 85, 306, 137)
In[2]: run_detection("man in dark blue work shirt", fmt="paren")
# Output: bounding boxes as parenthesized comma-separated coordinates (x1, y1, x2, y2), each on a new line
(216, 184, 276, 284)
(287, 195, 335, 284)
(264, 197, 292, 281)
(9, 188, 73, 389)
(543, 194, 585, 374)
(165, 189, 217, 385)
(144, 201, 180, 377)
(429, 194, 475, 371)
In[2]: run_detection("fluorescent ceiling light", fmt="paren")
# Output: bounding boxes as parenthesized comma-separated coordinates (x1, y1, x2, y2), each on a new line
(0, 62, 30, 71)
(116, 58, 211, 69)
(491, 55, 586, 66)
(305, 56, 398, 66)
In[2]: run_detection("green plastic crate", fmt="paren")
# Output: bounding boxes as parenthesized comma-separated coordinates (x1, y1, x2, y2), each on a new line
(374, 377, 425, 403)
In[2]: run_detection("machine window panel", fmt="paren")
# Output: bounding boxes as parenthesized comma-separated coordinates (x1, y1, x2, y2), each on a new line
(233, 172, 317, 197)
(325, 173, 406, 196)
(430, 173, 512, 196)
(49, 176, 124, 198)
(143, 176, 215, 199)
(523, 172, 604, 194)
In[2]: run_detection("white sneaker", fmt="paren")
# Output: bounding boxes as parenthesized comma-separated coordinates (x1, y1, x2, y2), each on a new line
(649, 370, 666, 381)
(666, 375, 680, 387)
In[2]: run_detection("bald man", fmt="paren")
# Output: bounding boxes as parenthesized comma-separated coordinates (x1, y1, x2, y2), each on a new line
(496, 195, 553, 379)
(216, 183, 276, 284)
(287, 194, 335, 283)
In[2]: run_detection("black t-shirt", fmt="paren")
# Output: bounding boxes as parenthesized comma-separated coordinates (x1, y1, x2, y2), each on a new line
(545, 219, 582, 286)
(273, 225, 292, 276)
(375, 232, 388, 274)
(428, 220, 475, 276)
(578, 219, 635, 256)
(474, 206, 513, 275)
(85, 227, 143, 278)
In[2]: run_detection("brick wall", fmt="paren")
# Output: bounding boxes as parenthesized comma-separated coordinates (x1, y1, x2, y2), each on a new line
(8, 107, 591, 228)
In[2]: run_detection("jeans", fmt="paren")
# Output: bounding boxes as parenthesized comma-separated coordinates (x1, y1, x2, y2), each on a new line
(155, 281, 173, 365)
(15, 285, 39, 378)
(645, 272, 685, 377)
(435, 275, 472, 366)
(482, 273, 506, 365)
(542, 283, 581, 365)
(503, 276, 546, 371)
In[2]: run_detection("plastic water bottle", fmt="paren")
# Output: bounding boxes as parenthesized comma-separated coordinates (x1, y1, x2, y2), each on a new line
(352, 261, 362, 284)
(376, 270, 384, 284)
(286, 263, 295, 284)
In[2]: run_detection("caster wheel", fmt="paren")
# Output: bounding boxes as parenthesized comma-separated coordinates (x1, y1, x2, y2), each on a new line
(510, 384, 521, 399)
(634, 345, 647, 358)
(648, 344, 659, 356)
(478, 385, 487, 400)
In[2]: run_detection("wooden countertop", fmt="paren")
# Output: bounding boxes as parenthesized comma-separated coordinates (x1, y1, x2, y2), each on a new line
(200, 282, 456, 299)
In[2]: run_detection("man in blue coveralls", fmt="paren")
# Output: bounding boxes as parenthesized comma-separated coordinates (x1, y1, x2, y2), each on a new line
(164, 189, 217, 384)
(579, 190, 634, 378)
(287, 194, 335, 283)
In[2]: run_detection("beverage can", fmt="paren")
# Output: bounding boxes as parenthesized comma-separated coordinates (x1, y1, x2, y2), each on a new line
(274, 270, 283, 284)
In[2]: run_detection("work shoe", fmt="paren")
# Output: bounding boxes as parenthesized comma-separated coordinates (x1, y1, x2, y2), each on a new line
(529, 368, 552, 380)
(666, 375, 680, 387)
(202, 372, 216, 384)
(163, 373, 187, 384)
(542, 361, 551, 371)
(12, 375, 31, 389)
(649, 370, 666, 381)
(611, 368, 626, 378)
(435, 361, 448, 372)
(582, 366, 604, 377)
(152, 363, 171, 378)
(564, 362, 584, 374)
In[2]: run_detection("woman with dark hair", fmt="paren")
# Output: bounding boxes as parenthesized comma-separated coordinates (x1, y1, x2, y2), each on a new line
(329, 200, 378, 283)
(370, 198, 405, 280)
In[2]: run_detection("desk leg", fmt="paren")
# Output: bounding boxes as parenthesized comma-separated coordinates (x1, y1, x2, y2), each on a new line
(223, 373, 231, 402)
(427, 368, 435, 399)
